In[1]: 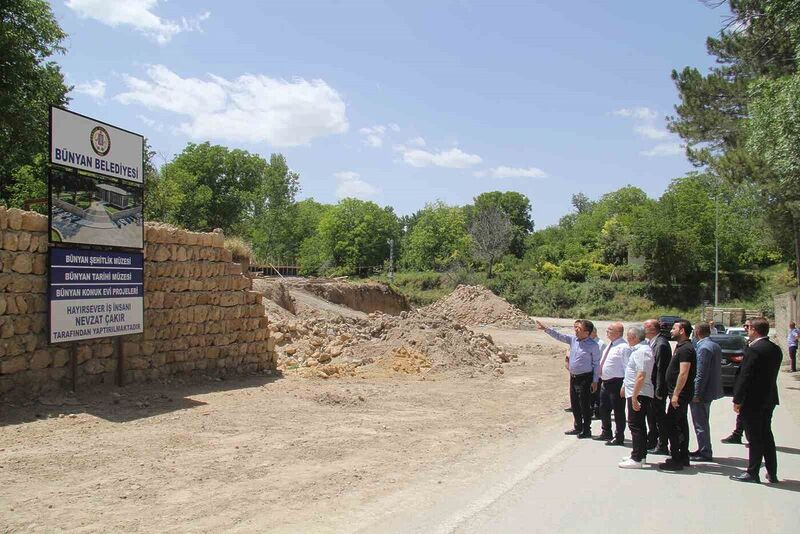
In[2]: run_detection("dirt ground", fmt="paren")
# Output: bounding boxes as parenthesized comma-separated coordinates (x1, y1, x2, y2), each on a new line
(0, 325, 570, 533)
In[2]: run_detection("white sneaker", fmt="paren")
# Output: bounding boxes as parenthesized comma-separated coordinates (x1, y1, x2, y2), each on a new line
(618, 458, 643, 469)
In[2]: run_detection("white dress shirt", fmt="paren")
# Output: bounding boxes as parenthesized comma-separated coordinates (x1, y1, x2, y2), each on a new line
(600, 337, 632, 380)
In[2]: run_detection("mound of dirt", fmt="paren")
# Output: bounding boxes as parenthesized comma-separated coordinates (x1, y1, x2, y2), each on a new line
(253, 279, 515, 379)
(421, 285, 531, 328)
(270, 309, 512, 379)
(252, 279, 296, 314)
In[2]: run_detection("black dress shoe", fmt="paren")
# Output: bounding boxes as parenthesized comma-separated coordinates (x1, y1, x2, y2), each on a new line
(689, 453, 712, 462)
(766, 473, 779, 484)
(730, 472, 760, 484)
(564, 429, 581, 435)
(658, 460, 683, 471)
(593, 434, 613, 441)
(649, 446, 670, 455)
(721, 434, 742, 444)
(577, 432, 592, 439)
(605, 438, 625, 446)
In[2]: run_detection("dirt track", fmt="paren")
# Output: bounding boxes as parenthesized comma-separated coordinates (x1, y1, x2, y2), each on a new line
(0, 327, 569, 533)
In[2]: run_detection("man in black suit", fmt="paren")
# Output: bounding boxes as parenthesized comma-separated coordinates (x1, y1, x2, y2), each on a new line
(644, 319, 672, 454)
(729, 317, 782, 484)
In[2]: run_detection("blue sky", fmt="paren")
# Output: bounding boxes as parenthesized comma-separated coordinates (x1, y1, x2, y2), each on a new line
(52, 0, 729, 227)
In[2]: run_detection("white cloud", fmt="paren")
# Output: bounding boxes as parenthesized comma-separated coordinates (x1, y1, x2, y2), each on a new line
(136, 114, 164, 132)
(611, 107, 657, 121)
(73, 80, 106, 100)
(334, 171, 379, 199)
(476, 166, 547, 179)
(394, 146, 482, 168)
(640, 143, 683, 157)
(388, 123, 400, 132)
(65, 0, 210, 45)
(115, 65, 348, 147)
(634, 124, 670, 140)
(359, 125, 388, 148)
(613, 105, 682, 157)
(407, 136, 426, 147)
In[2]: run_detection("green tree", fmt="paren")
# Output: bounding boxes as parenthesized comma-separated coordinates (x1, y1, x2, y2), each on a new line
(630, 172, 778, 294)
(571, 192, 594, 214)
(0, 0, 70, 203)
(313, 198, 400, 275)
(256, 198, 332, 263)
(249, 154, 302, 261)
(667, 0, 799, 278)
(470, 191, 533, 257)
(746, 74, 800, 280)
(157, 143, 296, 235)
(5, 154, 48, 211)
(403, 201, 471, 271)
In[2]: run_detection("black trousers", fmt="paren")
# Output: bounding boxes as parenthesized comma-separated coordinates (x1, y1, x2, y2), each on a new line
(790, 345, 797, 372)
(570, 372, 594, 434)
(731, 412, 745, 439)
(744, 405, 777, 477)
(627, 396, 651, 462)
(665, 400, 690, 464)
(599, 377, 626, 439)
(647, 395, 668, 448)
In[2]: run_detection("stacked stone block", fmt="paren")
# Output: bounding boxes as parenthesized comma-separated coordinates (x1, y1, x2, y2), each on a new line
(0, 207, 274, 399)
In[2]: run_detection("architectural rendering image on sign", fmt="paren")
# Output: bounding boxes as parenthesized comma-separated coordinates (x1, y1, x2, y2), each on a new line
(49, 169, 143, 249)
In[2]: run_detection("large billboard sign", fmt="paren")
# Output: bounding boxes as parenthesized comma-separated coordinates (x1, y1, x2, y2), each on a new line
(50, 107, 144, 184)
(49, 248, 144, 343)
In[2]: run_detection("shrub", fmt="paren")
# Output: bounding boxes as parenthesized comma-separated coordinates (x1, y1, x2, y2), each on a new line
(224, 236, 254, 262)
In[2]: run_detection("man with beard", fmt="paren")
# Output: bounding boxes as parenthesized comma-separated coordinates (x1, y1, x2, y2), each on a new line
(690, 322, 724, 462)
(659, 320, 696, 471)
(730, 317, 782, 484)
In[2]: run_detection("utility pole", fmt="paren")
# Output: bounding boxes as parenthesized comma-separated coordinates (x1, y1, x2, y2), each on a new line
(714, 177, 720, 307)
(387, 238, 395, 283)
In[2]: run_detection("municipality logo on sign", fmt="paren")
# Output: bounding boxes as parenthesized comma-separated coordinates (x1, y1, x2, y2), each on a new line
(90, 126, 111, 156)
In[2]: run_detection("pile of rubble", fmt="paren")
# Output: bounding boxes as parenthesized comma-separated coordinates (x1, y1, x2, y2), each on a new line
(257, 282, 518, 379)
(267, 311, 512, 378)
(421, 285, 531, 328)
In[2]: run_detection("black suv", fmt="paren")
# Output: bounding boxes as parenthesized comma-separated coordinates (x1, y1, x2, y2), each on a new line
(658, 315, 683, 336)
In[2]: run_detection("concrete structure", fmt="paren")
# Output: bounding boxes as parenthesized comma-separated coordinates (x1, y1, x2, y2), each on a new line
(95, 183, 132, 209)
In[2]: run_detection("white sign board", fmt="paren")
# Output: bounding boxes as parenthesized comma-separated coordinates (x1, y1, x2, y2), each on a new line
(49, 248, 144, 343)
(50, 107, 144, 184)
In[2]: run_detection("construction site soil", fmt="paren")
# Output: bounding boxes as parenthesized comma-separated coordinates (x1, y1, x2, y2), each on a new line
(0, 279, 569, 533)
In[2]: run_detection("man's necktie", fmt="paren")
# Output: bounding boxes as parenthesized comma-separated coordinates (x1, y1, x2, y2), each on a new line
(599, 342, 612, 376)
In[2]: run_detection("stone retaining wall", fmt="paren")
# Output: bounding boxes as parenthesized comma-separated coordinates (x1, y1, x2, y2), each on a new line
(0, 207, 275, 399)
(110, 204, 142, 223)
(53, 198, 87, 218)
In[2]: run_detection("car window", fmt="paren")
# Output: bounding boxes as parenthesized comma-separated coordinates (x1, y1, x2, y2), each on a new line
(710, 335, 745, 350)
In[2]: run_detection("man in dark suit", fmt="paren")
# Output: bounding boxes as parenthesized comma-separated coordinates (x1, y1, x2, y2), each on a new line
(729, 317, 782, 484)
(644, 319, 672, 454)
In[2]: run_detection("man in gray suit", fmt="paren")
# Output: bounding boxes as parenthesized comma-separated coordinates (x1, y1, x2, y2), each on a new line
(690, 322, 724, 461)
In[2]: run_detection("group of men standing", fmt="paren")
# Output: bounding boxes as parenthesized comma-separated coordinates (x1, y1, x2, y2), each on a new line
(534, 316, 783, 483)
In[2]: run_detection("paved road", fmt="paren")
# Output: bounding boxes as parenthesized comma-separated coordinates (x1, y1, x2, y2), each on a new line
(442, 375, 800, 534)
